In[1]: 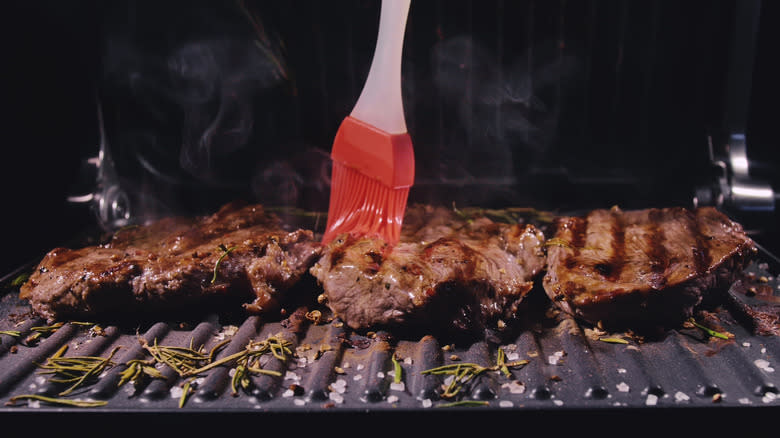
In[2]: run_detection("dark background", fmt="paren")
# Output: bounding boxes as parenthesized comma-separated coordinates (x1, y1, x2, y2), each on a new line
(2, 0, 779, 273)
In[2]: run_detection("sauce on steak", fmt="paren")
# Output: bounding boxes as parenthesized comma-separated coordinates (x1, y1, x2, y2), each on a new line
(310, 204, 547, 336)
(19, 201, 322, 323)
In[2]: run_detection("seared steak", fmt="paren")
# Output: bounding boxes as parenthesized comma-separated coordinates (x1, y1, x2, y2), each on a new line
(310, 204, 547, 336)
(542, 206, 757, 330)
(20, 202, 322, 322)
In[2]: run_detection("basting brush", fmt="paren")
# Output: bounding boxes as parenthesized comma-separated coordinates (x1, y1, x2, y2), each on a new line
(321, 0, 414, 246)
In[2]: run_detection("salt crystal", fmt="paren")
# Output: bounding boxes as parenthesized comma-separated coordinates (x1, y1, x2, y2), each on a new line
(294, 398, 306, 406)
(762, 392, 777, 404)
(547, 351, 565, 365)
(501, 381, 526, 394)
(553, 399, 563, 406)
(170, 386, 183, 399)
(285, 371, 300, 381)
(390, 382, 405, 392)
(646, 394, 658, 406)
(387, 395, 399, 404)
(422, 399, 433, 408)
(742, 342, 751, 347)
(617, 368, 627, 374)
(755, 359, 775, 373)
(282, 389, 295, 398)
(377, 371, 385, 379)
(616, 382, 630, 393)
(761, 347, 767, 354)
(357, 364, 365, 371)
(738, 397, 752, 405)
(29, 400, 40, 409)
(353, 374, 363, 381)
(507, 352, 520, 361)
(674, 391, 690, 402)
(404, 357, 413, 365)
(329, 392, 344, 404)
(499, 400, 514, 408)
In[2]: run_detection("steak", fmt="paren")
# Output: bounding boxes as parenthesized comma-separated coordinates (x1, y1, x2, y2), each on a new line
(19, 201, 322, 323)
(542, 206, 757, 330)
(310, 204, 547, 336)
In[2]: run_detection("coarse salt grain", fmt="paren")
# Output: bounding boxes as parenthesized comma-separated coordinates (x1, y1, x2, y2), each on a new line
(390, 382, 405, 392)
(404, 357, 413, 365)
(646, 394, 658, 406)
(616, 382, 630, 393)
(742, 342, 751, 347)
(755, 359, 775, 373)
(422, 399, 433, 408)
(353, 374, 363, 381)
(329, 392, 344, 404)
(553, 399, 563, 406)
(282, 389, 295, 398)
(357, 364, 365, 371)
(762, 392, 777, 403)
(387, 395, 399, 404)
(501, 381, 526, 394)
(294, 398, 306, 406)
(548, 351, 565, 365)
(170, 386, 183, 399)
(499, 400, 513, 408)
(674, 391, 690, 402)
(738, 397, 751, 405)
(617, 368, 627, 374)
(507, 352, 520, 361)
(377, 371, 385, 379)
(285, 371, 300, 381)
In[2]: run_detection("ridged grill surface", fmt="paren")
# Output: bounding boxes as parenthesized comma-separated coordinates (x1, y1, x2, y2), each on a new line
(0, 261, 778, 415)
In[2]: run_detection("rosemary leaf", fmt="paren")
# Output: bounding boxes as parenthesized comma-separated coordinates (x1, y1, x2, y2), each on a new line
(211, 244, 237, 284)
(0, 330, 21, 337)
(179, 380, 193, 408)
(688, 318, 731, 340)
(6, 394, 108, 408)
(599, 337, 629, 345)
(391, 353, 403, 384)
(437, 400, 490, 408)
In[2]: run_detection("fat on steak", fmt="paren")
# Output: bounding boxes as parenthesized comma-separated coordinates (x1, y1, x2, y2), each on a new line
(19, 202, 322, 322)
(542, 206, 757, 330)
(310, 204, 547, 335)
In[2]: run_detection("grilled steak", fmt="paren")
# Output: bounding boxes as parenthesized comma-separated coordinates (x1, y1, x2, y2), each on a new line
(542, 206, 757, 330)
(310, 204, 547, 336)
(19, 201, 322, 323)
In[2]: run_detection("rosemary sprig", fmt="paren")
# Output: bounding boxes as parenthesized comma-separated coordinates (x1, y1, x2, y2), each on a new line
(6, 394, 108, 408)
(391, 353, 403, 384)
(141, 338, 212, 377)
(37, 345, 121, 396)
(185, 336, 292, 395)
(211, 244, 237, 284)
(688, 318, 732, 340)
(421, 348, 528, 399)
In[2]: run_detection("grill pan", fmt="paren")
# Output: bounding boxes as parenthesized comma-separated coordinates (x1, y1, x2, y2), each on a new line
(1, 238, 778, 430)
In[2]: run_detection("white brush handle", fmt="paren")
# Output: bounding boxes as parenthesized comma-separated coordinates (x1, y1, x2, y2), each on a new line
(350, 0, 411, 135)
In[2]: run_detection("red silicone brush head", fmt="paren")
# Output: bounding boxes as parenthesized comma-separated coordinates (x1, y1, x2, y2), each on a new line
(322, 116, 414, 246)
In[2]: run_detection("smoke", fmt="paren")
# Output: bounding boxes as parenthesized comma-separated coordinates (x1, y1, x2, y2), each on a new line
(428, 35, 579, 182)
(98, 1, 293, 218)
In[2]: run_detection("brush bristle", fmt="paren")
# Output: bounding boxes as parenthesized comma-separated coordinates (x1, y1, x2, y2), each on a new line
(322, 162, 410, 245)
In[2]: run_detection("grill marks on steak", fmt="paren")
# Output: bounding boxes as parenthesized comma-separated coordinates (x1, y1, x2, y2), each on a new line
(543, 206, 757, 330)
(19, 202, 322, 322)
(310, 204, 547, 335)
